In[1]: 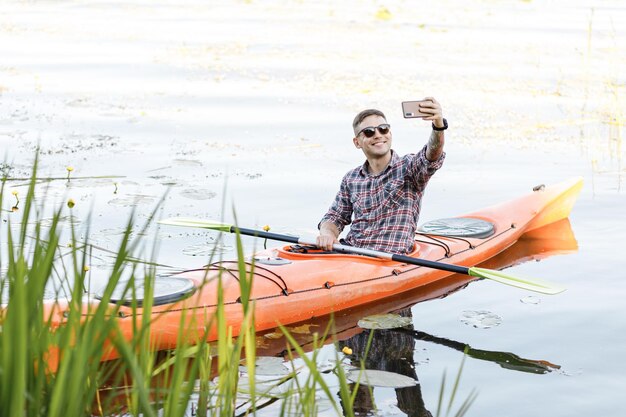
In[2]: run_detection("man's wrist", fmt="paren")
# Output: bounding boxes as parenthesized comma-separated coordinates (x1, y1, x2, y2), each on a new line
(432, 118, 448, 131)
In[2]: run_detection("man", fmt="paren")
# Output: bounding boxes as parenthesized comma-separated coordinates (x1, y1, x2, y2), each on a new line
(316, 97, 446, 254)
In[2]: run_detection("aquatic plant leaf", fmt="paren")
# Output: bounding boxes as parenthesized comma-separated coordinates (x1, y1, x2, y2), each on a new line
(357, 313, 412, 330)
(281, 396, 334, 416)
(346, 369, 418, 388)
(262, 331, 284, 340)
(239, 356, 290, 376)
(288, 323, 318, 334)
(108, 194, 157, 206)
(460, 310, 502, 329)
(179, 188, 216, 200)
(182, 242, 231, 257)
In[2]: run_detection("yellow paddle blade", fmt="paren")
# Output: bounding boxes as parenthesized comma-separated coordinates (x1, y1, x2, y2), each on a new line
(158, 218, 232, 232)
(468, 267, 566, 295)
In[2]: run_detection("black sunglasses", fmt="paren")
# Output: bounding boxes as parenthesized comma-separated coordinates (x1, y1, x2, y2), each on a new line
(357, 124, 391, 138)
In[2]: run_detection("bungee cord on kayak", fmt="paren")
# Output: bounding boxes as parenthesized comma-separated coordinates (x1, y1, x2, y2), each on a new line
(93, 219, 534, 315)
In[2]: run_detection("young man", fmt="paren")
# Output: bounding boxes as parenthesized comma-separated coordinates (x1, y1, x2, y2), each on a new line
(316, 97, 446, 254)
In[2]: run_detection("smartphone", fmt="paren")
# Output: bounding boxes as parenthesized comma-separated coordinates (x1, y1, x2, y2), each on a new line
(402, 100, 431, 118)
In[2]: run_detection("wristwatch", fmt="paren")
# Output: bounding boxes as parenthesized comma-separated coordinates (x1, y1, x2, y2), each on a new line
(432, 118, 448, 131)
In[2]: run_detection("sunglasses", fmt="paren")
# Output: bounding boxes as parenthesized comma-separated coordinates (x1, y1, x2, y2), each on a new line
(357, 124, 391, 138)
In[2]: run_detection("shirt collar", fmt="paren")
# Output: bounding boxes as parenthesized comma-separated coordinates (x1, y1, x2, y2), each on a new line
(359, 150, 399, 177)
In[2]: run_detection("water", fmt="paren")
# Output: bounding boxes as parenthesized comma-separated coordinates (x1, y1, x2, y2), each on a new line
(1, 0, 625, 415)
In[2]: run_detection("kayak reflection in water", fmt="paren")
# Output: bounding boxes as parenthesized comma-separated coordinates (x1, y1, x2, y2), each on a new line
(339, 308, 433, 417)
(317, 100, 447, 255)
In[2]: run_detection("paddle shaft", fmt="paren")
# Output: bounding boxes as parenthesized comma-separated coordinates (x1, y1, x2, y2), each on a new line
(233, 226, 470, 275)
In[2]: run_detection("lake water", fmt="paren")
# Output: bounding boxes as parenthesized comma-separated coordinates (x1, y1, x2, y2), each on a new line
(1, 0, 625, 416)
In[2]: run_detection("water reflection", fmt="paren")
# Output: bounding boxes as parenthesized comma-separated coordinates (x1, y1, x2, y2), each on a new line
(339, 308, 430, 417)
(338, 306, 560, 416)
(398, 327, 560, 375)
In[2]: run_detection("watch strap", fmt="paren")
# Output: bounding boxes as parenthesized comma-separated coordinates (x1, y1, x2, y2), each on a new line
(432, 118, 448, 131)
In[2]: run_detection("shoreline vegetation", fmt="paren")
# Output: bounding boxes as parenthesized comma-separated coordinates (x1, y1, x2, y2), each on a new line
(0, 158, 475, 416)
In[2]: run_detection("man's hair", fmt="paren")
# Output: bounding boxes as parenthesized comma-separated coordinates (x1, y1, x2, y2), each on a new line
(352, 109, 387, 135)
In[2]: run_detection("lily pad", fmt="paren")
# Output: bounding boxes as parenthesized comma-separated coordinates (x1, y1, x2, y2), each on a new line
(460, 310, 502, 329)
(182, 242, 231, 257)
(287, 323, 319, 334)
(179, 188, 217, 200)
(282, 396, 334, 416)
(108, 194, 156, 206)
(239, 356, 290, 376)
(262, 331, 284, 340)
(346, 369, 418, 388)
(357, 313, 412, 330)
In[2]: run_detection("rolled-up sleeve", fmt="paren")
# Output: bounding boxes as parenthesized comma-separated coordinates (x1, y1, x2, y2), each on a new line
(319, 175, 353, 232)
(408, 145, 445, 191)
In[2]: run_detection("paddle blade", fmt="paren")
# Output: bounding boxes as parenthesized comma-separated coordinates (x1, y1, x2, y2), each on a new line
(468, 267, 566, 295)
(158, 218, 232, 232)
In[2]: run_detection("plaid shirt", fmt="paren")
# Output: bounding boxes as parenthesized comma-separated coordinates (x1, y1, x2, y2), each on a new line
(320, 145, 445, 254)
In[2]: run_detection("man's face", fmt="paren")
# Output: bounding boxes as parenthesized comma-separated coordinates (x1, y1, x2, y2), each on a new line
(353, 114, 392, 159)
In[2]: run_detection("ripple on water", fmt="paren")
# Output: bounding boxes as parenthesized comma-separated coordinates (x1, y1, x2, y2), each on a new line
(460, 310, 502, 329)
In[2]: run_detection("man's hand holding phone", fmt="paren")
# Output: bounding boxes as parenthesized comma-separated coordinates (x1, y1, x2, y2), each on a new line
(402, 97, 445, 128)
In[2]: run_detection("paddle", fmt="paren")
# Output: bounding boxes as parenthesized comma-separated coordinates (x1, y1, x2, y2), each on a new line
(158, 218, 566, 295)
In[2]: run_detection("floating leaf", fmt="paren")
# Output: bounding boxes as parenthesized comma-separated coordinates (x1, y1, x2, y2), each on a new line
(236, 374, 291, 398)
(357, 313, 412, 329)
(288, 323, 318, 334)
(239, 356, 290, 376)
(346, 369, 417, 388)
(182, 242, 231, 257)
(262, 331, 284, 340)
(108, 194, 156, 207)
(460, 310, 502, 329)
(179, 188, 217, 200)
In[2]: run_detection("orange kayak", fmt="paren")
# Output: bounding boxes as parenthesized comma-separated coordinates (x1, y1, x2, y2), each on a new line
(94, 217, 578, 412)
(45, 177, 583, 361)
